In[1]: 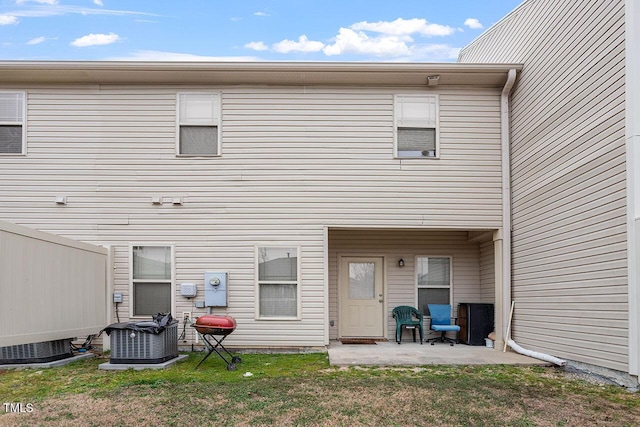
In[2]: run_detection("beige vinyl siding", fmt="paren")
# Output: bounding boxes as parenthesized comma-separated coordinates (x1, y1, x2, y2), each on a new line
(4, 87, 504, 230)
(460, 0, 627, 371)
(480, 241, 495, 304)
(0, 220, 107, 347)
(0, 85, 503, 348)
(328, 229, 484, 341)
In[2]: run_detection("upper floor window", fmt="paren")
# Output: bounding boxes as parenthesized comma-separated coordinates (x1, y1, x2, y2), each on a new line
(395, 94, 438, 158)
(176, 92, 220, 156)
(0, 91, 26, 155)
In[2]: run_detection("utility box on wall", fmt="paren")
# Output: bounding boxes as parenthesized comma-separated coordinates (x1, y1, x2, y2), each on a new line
(204, 271, 228, 307)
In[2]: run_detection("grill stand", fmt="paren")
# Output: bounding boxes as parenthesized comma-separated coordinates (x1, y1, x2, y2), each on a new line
(192, 328, 242, 370)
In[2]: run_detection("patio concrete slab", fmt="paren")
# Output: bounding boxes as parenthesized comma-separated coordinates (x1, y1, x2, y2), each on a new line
(98, 354, 188, 370)
(328, 341, 551, 366)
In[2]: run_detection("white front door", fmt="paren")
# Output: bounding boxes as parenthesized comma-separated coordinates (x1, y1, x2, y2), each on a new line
(339, 257, 384, 338)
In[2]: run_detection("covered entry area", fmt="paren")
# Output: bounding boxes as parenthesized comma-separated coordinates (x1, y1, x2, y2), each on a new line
(328, 227, 507, 348)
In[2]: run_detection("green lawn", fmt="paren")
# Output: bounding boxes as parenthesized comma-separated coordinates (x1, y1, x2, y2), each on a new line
(1, 352, 638, 426)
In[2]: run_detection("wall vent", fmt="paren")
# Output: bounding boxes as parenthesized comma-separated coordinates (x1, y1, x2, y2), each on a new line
(0, 339, 73, 364)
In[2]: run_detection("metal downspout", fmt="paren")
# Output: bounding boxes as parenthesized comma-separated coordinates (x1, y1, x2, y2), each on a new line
(501, 69, 517, 346)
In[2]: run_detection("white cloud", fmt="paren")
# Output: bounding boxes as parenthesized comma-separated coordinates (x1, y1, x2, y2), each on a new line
(8, 5, 158, 18)
(254, 12, 269, 17)
(272, 35, 324, 54)
(245, 41, 269, 51)
(27, 36, 45, 45)
(0, 15, 19, 25)
(246, 15, 464, 60)
(70, 32, 120, 47)
(323, 28, 411, 57)
(464, 18, 484, 29)
(350, 18, 455, 37)
(16, 0, 58, 4)
(409, 44, 461, 61)
(273, 17, 459, 59)
(105, 50, 261, 61)
(93, 0, 104, 6)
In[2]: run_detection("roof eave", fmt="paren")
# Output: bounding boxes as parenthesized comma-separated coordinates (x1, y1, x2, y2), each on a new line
(0, 61, 523, 87)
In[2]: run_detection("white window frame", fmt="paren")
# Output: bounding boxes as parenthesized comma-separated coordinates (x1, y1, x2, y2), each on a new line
(0, 91, 27, 156)
(176, 92, 221, 157)
(415, 255, 453, 316)
(394, 94, 439, 159)
(255, 245, 301, 320)
(129, 244, 175, 319)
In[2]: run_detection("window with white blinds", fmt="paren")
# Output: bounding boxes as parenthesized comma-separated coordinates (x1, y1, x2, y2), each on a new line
(177, 93, 220, 156)
(0, 92, 26, 155)
(257, 247, 299, 319)
(416, 256, 452, 316)
(131, 245, 173, 317)
(395, 94, 438, 158)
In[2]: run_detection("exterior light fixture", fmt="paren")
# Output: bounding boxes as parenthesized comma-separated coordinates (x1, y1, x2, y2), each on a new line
(398, 258, 405, 267)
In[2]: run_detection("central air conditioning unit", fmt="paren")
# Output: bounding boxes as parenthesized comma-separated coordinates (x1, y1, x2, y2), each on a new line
(0, 339, 73, 365)
(109, 322, 178, 364)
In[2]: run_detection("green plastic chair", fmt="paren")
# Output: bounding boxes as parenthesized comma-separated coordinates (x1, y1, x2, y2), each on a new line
(392, 305, 424, 344)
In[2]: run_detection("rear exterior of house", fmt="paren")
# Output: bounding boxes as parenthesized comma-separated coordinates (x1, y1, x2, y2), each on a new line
(460, 0, 640, 384)
(0, 63, 517, 349)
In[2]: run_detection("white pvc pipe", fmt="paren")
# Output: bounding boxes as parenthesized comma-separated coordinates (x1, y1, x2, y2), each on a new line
(508, 339, 566, 366)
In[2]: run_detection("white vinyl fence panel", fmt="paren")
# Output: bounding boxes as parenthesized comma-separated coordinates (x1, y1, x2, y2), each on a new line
(0, 220, 108, 347)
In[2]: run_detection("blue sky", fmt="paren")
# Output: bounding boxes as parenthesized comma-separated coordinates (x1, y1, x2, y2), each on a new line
(0, 1, 523, 61)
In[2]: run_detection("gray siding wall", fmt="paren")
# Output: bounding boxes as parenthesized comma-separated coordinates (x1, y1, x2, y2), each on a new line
(460, 0, 628, 371)
(0, 85, 503, 347)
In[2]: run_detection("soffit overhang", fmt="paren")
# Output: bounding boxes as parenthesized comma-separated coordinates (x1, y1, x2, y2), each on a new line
(0, 61, 523, 87)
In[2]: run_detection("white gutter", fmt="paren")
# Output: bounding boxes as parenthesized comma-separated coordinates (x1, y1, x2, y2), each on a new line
(501, 69, 517, 346)
(499, 71, 568, 369)
(0, 61, 522, 87)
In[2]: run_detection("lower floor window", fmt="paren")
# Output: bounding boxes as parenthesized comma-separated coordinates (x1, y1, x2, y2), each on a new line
(416, 256, 451, 316)
(257, 247, 299, 318)
(259, 283, 297, 317)
(133, 282, 171, 316)
(131, 245, 173, 316)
